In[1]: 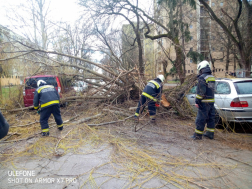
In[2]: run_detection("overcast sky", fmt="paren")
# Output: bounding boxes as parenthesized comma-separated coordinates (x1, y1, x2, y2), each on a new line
(0, 0, 82, 28)
(0, 0, 153, 28)
(0, 0, 153, 62)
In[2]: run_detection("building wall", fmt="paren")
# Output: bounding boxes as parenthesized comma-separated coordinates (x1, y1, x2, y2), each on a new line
(153, 0, 240, 80)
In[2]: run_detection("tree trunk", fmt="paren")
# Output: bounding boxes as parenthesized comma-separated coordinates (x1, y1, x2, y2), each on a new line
(136, 31, 144, 77)
(226, 47, 230, 74)
(174, 39, 185, 84)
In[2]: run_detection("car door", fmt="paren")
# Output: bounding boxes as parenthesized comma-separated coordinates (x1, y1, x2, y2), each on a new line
(214, 81, 232, 121)
(186, 85, 198, 112)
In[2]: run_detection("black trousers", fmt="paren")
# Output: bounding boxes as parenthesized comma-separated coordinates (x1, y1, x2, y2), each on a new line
(195, 103, 215, 133)
(40, 104, 63, 130)
(135, 95, 156, 116)
(0, 110, 9, 139)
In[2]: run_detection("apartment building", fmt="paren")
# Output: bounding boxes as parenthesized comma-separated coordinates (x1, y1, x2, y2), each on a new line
(153, 0, 245, 80)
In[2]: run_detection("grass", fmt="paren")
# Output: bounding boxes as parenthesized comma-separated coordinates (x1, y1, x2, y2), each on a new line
(1, 86, 19, 98)
(0, 86, 21, 106)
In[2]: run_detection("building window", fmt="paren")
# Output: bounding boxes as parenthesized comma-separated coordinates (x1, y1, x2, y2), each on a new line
(220, 2, 223, 6)
(212, 47, 215, 51)
(188, 70, 190, 73)
(220, 47, 223, 51)
(220, 59, 223, 62)
(212, 2, 215, 6)
(219, 69, 221, 72)
(190, 47, 193, 51)
(222, 69, 224, 71)
(192, 70, 193, 73)
(190, 36, 193, 40)
(190, 25, 193, 29)
(190, 59, 193, 63)
(216, 69, 218, 72)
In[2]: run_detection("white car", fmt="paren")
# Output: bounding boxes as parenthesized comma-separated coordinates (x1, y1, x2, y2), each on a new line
(186, 78, 252, 123)
(73, 81, 88, 93)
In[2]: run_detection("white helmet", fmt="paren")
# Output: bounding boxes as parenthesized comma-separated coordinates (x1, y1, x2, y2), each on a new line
(197, 60, 210, 71)
(157, 74, 165, 82)
(37, 80, 46, 87)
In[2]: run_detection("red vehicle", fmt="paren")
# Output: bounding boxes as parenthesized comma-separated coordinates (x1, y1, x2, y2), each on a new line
(23, 75, 64, 107)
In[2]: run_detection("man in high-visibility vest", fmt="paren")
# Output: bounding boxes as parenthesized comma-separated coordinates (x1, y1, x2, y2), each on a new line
(33, 80, 63, 136)
(134, 75, 164, 124)
(191, 60, 216, 140)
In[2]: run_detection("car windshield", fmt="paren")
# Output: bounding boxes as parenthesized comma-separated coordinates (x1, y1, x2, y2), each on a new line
(25, 77, 58, 89)
(234, 81, 252, 94)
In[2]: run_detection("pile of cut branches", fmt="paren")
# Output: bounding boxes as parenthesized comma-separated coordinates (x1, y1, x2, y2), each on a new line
(162, 74, 198, 118)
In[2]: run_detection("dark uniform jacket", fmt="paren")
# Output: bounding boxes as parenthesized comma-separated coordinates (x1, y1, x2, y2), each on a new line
(33, 85, 60, 110)
(195, 66, 215, 104)
(142, 78, 163, 102)
(0, 110, 9, 139)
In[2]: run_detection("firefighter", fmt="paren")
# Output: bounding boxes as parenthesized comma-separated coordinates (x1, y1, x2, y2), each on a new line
(0, 110, 9, 139)
(134, 74, 165, 124)
(33, 80, 63, 136)
(191, 60, 216, 140)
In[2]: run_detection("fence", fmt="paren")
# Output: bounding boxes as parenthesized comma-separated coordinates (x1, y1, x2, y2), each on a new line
(0, 76, 21, 86)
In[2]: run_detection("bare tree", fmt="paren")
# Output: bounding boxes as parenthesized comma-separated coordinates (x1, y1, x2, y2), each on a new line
(78, 0, 151, 78)
(78, 0, 198, 83)
(6, 0, 53, 49)
(199, 0, 252, 77)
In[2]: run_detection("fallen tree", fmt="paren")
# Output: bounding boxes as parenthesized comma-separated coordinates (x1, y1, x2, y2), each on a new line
(1, 40, 197, 118)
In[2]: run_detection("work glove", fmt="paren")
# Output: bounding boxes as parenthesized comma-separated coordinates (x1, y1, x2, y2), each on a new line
(37, 109, 41, 114)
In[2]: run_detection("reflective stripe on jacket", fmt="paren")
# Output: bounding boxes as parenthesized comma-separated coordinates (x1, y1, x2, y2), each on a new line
(196, 67, 215, 104)
(33, 85, 60, 110)
(142, 79, 162, 101)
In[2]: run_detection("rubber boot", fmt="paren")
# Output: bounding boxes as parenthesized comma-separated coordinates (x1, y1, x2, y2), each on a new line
(203, 131, 214, 139)
(150, 118, 156, 125)
(41, 131, 49, 136)
(133, 115, 139, 123)
(58, 125, 63, 131)
(191, 133, 202, 140)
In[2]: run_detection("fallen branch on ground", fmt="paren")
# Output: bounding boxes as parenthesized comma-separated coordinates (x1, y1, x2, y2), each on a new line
(88, 115, 134, 127)
(73, 113, 103, 124)
(102, 109, 132, 117)
(0, 114, 81, 143)
(11, 121, 39, 128)
(8, 106, 34, 112)
(55, 128, 75, 155)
